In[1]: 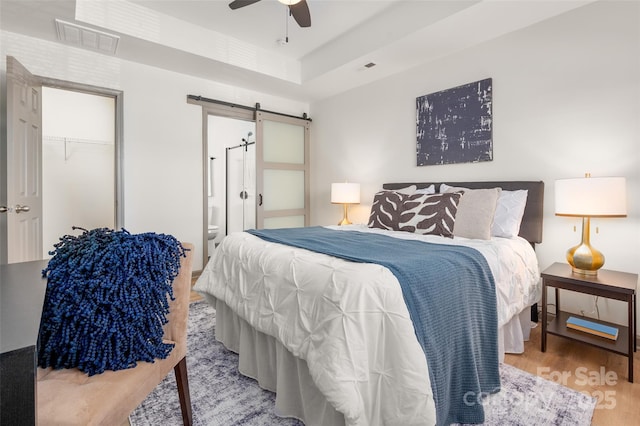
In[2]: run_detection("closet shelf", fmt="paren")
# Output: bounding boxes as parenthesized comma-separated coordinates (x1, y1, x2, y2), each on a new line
(43, 135, 114, 160)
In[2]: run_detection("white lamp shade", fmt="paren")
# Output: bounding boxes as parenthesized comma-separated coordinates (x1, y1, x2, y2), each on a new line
(331, 183, 360, 204)
(555, 177, 627, 217)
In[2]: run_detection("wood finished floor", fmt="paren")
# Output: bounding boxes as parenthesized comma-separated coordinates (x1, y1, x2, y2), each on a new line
(179, 281, 639, 425)
(504, 322, 639, 425)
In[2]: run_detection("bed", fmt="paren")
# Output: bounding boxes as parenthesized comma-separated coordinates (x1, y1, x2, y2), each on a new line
(194, 181, 544, 426)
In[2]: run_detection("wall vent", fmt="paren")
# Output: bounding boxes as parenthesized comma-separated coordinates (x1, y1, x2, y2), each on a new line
(55, 19, 120, 55)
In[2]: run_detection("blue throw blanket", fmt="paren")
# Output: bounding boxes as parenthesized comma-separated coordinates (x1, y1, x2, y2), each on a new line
(247, 227, 500, 425)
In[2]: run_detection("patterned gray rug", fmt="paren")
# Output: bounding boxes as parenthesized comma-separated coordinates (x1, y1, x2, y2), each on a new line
(130, 301, 595, 426)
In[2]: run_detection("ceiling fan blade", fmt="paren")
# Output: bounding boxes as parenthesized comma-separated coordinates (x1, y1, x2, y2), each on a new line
(229, 0, 262, 10)
(289, 0, 311, 28)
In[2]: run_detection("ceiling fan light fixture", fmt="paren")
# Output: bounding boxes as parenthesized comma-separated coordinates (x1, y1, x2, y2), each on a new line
(278, 0, 302, 5)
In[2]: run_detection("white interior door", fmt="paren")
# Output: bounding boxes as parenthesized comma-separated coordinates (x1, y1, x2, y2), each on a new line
(4, 56, 43, 263)
(255, 111, 310, 229)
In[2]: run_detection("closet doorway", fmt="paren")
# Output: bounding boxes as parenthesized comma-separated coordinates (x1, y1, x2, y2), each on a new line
(2, 56, 123, 264)
(41, 87, 117, 257)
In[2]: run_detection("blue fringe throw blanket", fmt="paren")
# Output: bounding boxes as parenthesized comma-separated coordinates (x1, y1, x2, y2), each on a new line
(38, 227, 188, 376)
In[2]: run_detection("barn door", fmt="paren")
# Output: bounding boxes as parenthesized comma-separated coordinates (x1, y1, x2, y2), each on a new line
(255, 111, 310, 229)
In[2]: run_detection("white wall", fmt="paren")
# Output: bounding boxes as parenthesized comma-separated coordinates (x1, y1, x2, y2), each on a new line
(310, 1, 640, 329)
(1, 31, 308, 270)
(42, 87, 115, 257)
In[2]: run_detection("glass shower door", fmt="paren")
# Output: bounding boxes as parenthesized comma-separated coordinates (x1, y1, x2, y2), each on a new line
(226, 139, 255, 233)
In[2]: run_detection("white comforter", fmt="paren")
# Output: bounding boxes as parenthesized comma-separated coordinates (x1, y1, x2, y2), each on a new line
(194, 225, 540, 426)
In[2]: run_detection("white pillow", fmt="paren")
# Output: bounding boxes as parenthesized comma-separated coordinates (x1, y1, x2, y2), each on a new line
(394, 184, 418, 195)
(394, 184, 435, 195)
(414, 184, 436, 195)
(491, 190, 528, 238)
(439, 183, 465, 193)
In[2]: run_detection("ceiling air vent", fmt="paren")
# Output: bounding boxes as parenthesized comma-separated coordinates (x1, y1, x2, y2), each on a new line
(55, 19, 120, 55)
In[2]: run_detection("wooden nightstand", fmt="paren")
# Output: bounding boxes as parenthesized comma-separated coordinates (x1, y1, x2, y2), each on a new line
(541, 262, 637, 382)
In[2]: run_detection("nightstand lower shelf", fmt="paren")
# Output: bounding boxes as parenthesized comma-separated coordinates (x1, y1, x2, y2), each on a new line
(548, 311, 629, 357)
(541, 262, 637, 383)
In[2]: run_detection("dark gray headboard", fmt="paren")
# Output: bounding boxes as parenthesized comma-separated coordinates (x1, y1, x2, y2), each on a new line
(382, 181, 544, 246)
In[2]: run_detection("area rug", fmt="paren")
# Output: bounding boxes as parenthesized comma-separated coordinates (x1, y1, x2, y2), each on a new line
(130, 301, 596, 426)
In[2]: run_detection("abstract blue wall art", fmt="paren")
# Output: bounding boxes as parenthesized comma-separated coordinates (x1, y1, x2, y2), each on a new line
(416, 78, 492, 166)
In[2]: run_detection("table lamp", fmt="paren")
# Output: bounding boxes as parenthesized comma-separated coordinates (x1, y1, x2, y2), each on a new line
(331, 182, 360, 225)
(554, 174, 627, 276)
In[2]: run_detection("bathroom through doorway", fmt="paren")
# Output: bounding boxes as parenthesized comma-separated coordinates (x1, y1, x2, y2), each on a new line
(206, 115, 256, 258)
(190, 95, 311, 270)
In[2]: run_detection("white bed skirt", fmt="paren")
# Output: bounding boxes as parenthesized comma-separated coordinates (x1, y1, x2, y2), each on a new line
(209, 295, 533, 426)
(212, 297, 345, 426)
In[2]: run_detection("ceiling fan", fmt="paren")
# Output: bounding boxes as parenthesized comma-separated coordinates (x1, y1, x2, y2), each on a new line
(228, 0, 311, 28)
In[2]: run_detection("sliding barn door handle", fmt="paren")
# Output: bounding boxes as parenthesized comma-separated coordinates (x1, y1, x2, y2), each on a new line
(258, 194, 263, 206)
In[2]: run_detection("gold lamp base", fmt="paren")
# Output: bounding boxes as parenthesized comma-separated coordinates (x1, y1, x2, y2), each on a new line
(338, 203, 352, 226)
(567, 217, 604, 276)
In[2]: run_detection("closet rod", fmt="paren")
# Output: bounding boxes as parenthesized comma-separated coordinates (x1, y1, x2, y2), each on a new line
(187, 95, 312, 122)
(44, 135, 113, 146)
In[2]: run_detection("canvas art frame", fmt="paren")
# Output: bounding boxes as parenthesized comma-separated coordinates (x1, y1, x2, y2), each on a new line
(416, 78, 493, 166)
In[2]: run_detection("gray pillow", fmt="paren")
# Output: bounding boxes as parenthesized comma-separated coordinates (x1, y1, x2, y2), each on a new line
(443, 187, 501, 240)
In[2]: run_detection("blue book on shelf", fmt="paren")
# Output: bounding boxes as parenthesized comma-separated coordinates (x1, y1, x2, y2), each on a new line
(566, 316, 618, 339)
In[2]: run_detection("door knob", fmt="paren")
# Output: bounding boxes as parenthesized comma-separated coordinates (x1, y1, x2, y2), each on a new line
(0, 206, 7, 213)
(15, 204, 30, 213)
